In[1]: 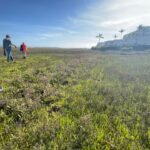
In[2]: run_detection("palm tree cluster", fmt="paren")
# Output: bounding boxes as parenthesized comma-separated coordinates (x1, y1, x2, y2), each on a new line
(96, 34, 104, 43)
(96, 29, 125, 43)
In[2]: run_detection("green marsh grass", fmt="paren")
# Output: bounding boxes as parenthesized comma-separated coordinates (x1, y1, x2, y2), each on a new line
(0, 48, 150, 149)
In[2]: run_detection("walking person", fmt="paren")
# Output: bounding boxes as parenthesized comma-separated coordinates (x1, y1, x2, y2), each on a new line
(3, 35, 16, 62)
(20, 42, 27, 59)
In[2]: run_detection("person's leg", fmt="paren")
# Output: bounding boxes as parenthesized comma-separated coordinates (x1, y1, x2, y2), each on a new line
(22, 51, 26, 59)
(22, 51, 24, 59)
(7, 48, 10, 62)
(7, 48, 12, 62)
(10, 50, 13, 61)
(9, 47, 13, 61)
(24, 52, 27, 59)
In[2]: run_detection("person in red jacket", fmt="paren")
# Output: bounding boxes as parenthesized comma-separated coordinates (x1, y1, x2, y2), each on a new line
(20, 42, 27, 59)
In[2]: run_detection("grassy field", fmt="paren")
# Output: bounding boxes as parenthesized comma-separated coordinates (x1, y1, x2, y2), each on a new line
(0, 48, 150, 150)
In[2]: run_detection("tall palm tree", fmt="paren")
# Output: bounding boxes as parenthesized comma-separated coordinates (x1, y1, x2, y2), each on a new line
(119, 29, 125, 36)
(96, 34, 104, 43)
(114, 34, 118, 39)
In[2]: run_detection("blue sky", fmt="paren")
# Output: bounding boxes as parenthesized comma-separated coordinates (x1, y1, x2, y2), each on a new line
(0, 0, 150, 48)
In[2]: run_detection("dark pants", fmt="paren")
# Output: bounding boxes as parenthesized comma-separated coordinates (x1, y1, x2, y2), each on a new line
(6, 47, 13, 62)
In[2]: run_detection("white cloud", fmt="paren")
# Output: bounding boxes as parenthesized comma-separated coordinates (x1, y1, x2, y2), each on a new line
(68, 0, 150, 47)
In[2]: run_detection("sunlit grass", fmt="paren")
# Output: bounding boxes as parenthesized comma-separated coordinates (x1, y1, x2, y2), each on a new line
(0, 49, 150, 149)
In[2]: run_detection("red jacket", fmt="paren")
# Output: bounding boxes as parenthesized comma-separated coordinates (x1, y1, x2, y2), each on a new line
(22, 43, 27, 52)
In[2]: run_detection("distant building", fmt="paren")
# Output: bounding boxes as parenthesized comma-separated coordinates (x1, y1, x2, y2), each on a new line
(93, 25, 150, 50)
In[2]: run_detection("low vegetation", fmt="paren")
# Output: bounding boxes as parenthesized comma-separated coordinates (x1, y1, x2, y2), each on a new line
(0, 49, 150, 149)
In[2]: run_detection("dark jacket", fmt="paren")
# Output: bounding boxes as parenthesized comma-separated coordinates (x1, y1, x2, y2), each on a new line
(3, 38, 7, 49)
(3, 39, 12, 50)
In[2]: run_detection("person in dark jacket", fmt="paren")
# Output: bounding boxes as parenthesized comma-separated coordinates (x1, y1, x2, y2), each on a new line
(3, 35, 16, 62)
